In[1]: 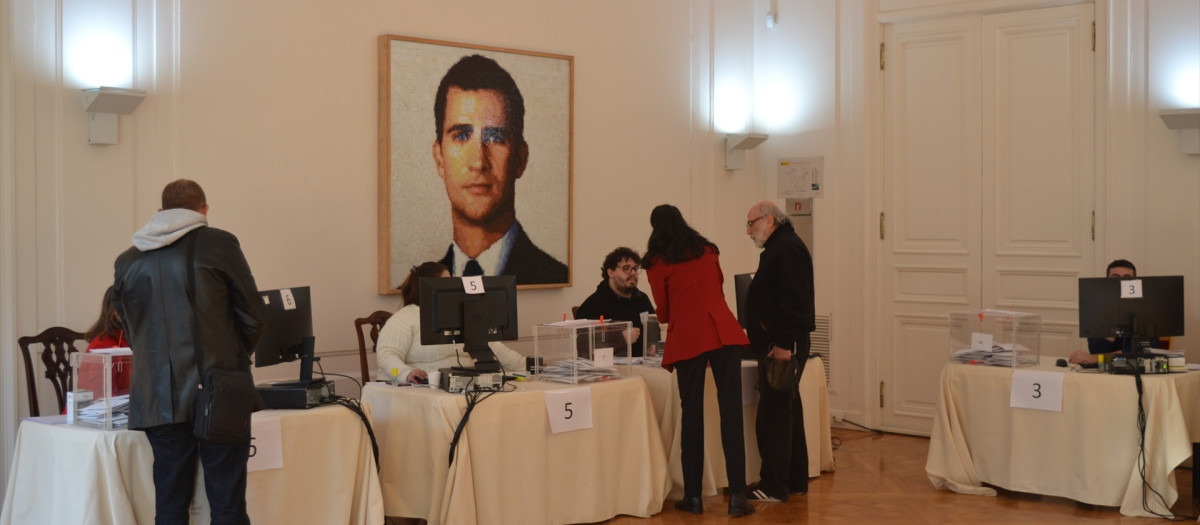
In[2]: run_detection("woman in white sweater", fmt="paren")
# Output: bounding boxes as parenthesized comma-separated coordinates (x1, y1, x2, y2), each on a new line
(376, 262, 525, 383)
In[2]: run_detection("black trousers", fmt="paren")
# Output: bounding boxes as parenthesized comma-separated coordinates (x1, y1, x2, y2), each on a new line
(143, 422, 252, 525)
(673, 345, 748, 499)
(755, 334, 810, 500)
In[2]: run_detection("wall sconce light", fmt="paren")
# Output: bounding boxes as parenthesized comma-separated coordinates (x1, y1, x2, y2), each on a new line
(725, 133, 768, 170)
(1158, 108, 1200, 156)
(81, 87, 146, 145)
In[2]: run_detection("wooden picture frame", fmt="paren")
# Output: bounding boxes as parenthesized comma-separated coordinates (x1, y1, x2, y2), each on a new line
(378, 35, 573, 293)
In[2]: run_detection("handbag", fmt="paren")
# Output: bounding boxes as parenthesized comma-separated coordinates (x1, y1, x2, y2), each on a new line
(759, 343, 802, 393)
(761, 356, 800, 392)
(182, 231, 264, 444)
(193, 368, 263, 444)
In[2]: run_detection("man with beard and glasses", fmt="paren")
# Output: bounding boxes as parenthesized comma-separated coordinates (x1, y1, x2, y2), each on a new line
(575, 247, 655, 357)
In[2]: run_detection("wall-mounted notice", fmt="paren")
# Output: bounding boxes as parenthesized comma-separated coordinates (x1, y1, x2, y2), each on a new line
(777, 157, 823, 199)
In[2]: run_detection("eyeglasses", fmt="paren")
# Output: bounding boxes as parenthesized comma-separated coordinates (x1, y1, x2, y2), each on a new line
(746, 215, 767, 228)
(617, 265, 640, 273)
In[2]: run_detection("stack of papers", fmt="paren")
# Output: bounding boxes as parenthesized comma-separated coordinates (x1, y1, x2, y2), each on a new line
(639, 356, 663, 368)
(538, 358, 624, 383)
(77, 394, 130, 427)
(951, 344, 1038, 367)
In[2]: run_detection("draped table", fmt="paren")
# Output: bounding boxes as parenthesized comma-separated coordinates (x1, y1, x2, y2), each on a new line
(363, 376, 670, 525)
(0, 404, 384, 525)
(926, 356, 1200, 518)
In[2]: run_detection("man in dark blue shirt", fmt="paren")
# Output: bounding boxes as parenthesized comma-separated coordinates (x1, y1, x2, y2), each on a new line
(1070, 259, 1136, 364)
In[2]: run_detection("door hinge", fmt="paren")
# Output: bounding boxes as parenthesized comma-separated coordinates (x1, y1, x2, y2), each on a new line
(879, 43, 885, 70)
(1091, 211, 1095, 241)
(879, 381, 885, 408)
(1092, 22, 1096, 51)
(879, 212, 886, 239)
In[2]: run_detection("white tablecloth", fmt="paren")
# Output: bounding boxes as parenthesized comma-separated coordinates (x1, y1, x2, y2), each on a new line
(0, 405, 384, 525)
(634, 356, 835, 499)
(363, 376, 670, 525)
(926, 356, 1200, 518)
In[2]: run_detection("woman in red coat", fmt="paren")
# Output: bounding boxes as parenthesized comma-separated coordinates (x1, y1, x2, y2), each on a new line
(80, 286, 132, 395)
(643, 204, 755, 518)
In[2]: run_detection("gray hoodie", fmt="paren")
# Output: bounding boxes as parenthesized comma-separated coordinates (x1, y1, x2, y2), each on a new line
(132, 208, 208, 252)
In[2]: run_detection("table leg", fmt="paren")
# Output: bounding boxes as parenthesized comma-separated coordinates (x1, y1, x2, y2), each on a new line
(1193, 443, 1198, 499)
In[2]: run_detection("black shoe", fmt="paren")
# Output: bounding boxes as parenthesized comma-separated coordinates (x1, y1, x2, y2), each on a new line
(674, 496, 703, 515)
(790, 485, 808, 495)
(728, 494, 756, 518)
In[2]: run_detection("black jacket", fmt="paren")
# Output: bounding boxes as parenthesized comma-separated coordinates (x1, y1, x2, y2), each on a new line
(745, 221, 815, 354)
(576, 280, 655, 357)
(113, 225, 263, 429)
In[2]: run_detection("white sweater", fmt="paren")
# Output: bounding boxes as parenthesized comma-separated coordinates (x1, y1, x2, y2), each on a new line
(375, 304, 525, 381)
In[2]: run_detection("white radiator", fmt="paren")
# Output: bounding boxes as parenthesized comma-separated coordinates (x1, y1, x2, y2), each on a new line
(811, 314, 831, 386)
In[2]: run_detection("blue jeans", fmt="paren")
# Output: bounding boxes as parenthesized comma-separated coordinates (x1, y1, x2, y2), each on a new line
(143, 422, 251, 525)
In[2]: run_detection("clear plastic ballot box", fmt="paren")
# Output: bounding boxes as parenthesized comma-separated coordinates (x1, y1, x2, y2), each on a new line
(68, 348, 132, 429)
(949, 309, 1041, 367)
(533, 320, 633, 383)
(641, 313, 664, 361)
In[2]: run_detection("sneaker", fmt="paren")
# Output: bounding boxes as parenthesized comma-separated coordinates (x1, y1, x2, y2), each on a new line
(746, 489, 784, 503)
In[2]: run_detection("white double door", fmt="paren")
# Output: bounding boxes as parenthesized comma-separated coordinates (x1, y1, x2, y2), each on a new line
(878, 4, 1095, 435)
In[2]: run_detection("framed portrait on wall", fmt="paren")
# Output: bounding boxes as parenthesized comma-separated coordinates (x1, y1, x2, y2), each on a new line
(378, 35, 573, 293)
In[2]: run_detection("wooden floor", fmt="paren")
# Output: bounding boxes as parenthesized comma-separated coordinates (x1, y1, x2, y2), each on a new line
(600, 427, 1198, 524)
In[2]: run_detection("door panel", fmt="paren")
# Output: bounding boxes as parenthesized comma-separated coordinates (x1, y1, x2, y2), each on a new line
(982, 4, 1095, 357)
(880, 15, 981, 434)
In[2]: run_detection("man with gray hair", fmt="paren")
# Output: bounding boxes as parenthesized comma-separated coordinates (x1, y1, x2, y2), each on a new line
(743, 200, 815, 502)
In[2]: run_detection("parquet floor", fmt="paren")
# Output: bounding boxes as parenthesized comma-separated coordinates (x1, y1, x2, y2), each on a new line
(601, 427, 1198, 524)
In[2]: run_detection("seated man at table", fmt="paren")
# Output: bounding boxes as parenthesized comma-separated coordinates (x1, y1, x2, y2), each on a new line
(575, 247, 655, 357)
(1069, 259, 1136, 365)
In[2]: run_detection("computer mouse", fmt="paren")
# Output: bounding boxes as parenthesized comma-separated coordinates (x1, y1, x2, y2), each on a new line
(1055, 358, 1067, 367)
(414, 375, 428, 385)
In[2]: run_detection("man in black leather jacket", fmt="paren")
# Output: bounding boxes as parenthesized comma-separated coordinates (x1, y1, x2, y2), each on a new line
(113, 179, 263, 525)
(743, 200, 815, 503)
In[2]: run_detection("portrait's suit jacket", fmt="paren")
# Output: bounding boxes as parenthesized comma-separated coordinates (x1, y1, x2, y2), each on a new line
(439, 222, 568, 285)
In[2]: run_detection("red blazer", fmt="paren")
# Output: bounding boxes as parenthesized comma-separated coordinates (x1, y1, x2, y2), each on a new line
(645, 247, 749, 370)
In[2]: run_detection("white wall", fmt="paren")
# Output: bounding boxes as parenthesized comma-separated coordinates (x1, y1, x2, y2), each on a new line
(2, 0, 1197, 493)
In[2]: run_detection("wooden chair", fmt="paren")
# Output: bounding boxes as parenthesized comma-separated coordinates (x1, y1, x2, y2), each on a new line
(355, 311, 393, 384)
(18, 326, 87, 416)
(571, 306, 580, 319)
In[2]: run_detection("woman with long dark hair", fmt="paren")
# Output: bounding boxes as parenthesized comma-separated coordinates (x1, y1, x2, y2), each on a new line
(643, 204, 755, 518)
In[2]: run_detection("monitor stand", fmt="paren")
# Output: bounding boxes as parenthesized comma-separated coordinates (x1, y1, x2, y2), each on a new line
(258, 336, 330, 408)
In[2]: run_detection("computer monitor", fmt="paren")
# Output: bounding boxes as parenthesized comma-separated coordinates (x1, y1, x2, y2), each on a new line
(254, 286, 317, 384)
(419, 276, 518, 373)
(1078, 276, 1184, 351)
(734, 272, 755, 329)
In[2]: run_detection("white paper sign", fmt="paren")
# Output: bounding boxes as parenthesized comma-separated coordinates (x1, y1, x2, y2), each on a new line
(1121, 279, 1143, 299)
(544, 387, 593, 434)
(461, 276, 485, 295)
(1009, 369, 1064, 412)
(971, 332, 994, 351)
(593, 347, 614, 369)
(280, 289, 297, 311)
(777, 157, 824, 199)
(247, 415, 284, 472)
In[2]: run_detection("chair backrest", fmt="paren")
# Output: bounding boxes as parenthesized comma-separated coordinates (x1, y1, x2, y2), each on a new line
(18, 326, 87, 417)
(354, 310, 393, 384)
(571, 306, 580, 320)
